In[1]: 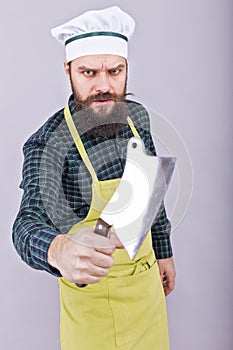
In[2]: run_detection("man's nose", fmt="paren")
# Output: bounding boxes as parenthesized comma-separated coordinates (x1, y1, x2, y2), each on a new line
(94, 73, 111, 93)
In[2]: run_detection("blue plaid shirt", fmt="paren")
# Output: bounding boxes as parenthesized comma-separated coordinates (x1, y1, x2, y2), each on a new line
(12, 96, 172, 277)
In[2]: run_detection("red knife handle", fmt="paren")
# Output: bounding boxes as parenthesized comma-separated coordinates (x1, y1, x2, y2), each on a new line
(75, 218, 112, 288)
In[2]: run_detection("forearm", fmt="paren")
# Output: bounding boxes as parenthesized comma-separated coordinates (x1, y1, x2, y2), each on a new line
(12, 213, 62, 276)
(12, 135, 67, 276)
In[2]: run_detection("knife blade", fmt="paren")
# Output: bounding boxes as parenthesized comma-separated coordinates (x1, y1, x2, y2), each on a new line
(94, 137, 176, 259)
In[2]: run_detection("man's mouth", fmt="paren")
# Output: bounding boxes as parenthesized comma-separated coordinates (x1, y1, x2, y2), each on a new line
(91, 99, 114, 106)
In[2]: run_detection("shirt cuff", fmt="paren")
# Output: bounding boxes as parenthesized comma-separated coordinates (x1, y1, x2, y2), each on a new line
(152, 236, 173, 260)
(30, 229, 62, 277)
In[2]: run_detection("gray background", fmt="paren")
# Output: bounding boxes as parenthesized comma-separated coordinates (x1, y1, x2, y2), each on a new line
(1, 0, 232, 349)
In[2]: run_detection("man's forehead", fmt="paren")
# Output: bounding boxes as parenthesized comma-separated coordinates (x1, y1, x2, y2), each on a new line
(72, 54, 126, 69)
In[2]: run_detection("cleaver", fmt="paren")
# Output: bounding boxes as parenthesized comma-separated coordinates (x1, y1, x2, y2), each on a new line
(94, 137, 176, 260)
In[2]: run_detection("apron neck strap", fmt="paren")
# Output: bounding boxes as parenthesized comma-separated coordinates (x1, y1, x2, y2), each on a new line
(64, 104, 140, 181)
(64, 104, 97, 180)
(126, 116, 140, 138)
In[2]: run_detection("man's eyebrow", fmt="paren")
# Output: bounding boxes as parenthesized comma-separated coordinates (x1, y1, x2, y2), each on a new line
(108, 64, 126, 70)
(77, 63, 126, 71)
(78, 65, 96, 71)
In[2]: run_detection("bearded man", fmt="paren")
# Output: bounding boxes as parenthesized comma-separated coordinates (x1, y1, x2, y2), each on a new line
(12, 6, 176, 350)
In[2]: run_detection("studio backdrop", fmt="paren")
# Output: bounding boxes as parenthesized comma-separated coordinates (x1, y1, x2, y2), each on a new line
(0, 1, 232, 349)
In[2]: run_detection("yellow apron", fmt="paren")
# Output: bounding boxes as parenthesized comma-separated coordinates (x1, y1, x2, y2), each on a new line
(59, 105, 170, 350)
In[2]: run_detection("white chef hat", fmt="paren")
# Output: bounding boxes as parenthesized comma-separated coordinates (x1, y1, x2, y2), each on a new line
(51, 6, 135, 62)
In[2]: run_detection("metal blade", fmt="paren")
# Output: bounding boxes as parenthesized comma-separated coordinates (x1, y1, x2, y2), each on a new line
(100, 137, 176, 259)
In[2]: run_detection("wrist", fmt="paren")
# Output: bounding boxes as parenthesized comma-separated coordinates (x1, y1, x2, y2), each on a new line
(47, 234, 67, 269)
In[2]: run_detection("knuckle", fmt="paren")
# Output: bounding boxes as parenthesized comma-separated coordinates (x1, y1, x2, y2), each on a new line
(78, 264, 88, 273)
(74, 270, 87, 284)
(91, 276, 102, 284)
(101, 267, 110, 276)
(77, 248, 91, 259)
(103, 261, 112, 269)
(106, 256, 114, 267)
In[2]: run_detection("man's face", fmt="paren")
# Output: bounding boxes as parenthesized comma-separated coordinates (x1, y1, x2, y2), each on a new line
(64, 54, 128, 136)
(65, 54, 127, 113)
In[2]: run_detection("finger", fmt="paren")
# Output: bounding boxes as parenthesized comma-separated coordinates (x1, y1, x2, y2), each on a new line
(90, 265, 111, 278)
(164, 286, 173, 296)
(90, 250, 114, 268)
(159, 271, 165, 283)
(75, 275, 103, 285)
(94, 245, 115, 255)
(164, 276, 175, 296)
(70, 229, 115, 251)
(76, 262, 112, 284)
(108, 231, 124, 249)
(72, 257, 112, 284)
(92, 234, 115, 251)
(167, 278, 175, 293)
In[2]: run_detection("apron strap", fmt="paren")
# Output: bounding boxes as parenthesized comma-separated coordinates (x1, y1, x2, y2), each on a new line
(127, 116, 140, 138)
(64, 105, 141, 181)
(64, 104, 98, 181)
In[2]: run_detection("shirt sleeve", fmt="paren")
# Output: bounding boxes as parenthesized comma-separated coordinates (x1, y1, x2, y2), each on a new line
(12, 138, 63, 277)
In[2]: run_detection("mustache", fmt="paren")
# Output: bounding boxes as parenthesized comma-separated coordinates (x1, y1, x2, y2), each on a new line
(79, 92, 134, 108)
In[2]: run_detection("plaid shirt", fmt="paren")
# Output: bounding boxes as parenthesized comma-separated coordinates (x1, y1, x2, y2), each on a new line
(12, 96, 172, 277)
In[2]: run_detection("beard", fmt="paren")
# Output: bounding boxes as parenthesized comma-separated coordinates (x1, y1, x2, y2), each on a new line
(71, 81, 130, 138)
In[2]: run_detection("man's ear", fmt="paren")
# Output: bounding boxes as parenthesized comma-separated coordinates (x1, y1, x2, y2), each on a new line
(64, 60, 70, 77)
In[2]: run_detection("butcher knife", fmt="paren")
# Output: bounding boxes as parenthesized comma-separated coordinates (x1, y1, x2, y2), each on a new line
(94, 137, 176, 259)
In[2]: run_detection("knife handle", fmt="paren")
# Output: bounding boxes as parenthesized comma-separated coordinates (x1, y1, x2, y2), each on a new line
(75, 219, 112, 288)
(94, 218, 112, 238)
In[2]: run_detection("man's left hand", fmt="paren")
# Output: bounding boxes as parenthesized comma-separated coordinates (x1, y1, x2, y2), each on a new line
(157, 257, 176, 296)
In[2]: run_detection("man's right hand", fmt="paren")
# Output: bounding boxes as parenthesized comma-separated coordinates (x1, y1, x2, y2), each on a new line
(48, 227, 116, 285)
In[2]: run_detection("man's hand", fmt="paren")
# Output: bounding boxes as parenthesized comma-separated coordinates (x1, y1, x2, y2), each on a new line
(48, 227, 117, 285)
(157, 257, 176, 296)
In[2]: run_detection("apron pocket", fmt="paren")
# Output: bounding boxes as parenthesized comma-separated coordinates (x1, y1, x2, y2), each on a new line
(107, 261, 165, 347)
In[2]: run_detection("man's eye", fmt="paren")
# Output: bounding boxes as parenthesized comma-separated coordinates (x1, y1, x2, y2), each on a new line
(83, 70, 94, 76)
(110, 69, 120, 75)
